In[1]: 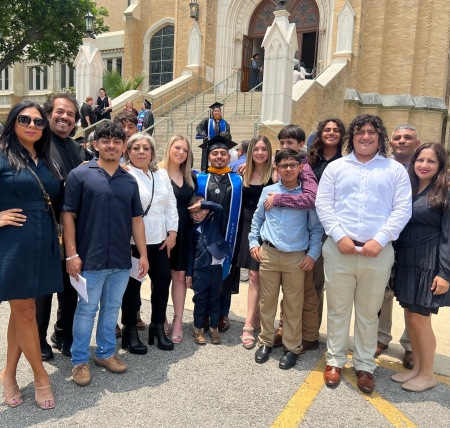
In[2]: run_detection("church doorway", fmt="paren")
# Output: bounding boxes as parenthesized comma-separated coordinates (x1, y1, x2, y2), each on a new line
(241, 0, 319, 91)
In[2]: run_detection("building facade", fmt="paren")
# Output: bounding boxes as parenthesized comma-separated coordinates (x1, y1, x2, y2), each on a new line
(1, 0, 450, 143)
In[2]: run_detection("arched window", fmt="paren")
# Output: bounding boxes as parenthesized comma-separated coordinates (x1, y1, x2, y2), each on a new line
(149, 25, 174, 88)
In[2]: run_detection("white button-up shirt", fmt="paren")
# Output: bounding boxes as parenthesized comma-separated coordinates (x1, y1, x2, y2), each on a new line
(316, 152, 412, 247)
(128, 165, 178, 245)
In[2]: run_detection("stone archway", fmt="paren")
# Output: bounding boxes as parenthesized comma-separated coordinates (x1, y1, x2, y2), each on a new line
(214, 0, 334, 85)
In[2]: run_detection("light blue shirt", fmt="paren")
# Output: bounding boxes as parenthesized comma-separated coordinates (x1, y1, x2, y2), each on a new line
(248, 180, 323, 260)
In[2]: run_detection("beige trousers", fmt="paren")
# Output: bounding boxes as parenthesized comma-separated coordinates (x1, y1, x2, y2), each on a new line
(258, 244, 305, 354)
(323, 238, 394, 372)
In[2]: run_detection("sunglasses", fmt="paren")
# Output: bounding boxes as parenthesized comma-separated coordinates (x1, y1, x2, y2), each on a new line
(17, 115, 48, 130)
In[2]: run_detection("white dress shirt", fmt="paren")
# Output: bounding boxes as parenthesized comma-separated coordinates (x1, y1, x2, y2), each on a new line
(316, 151, 412, 247)
(128, 165, 178, 245)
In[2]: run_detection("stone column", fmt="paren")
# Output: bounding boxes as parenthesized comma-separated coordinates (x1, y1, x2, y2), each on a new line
(260, 8, 298, 126)
(74, 38, 104, 106)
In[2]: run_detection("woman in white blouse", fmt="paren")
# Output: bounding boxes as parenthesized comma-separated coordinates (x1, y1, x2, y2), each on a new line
(120, 133, 178, 353)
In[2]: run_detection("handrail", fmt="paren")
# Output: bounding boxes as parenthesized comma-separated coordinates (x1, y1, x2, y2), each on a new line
(186, 71, 242, 140)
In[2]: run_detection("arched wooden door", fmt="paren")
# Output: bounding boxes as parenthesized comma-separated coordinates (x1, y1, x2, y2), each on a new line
(242, 0, 319, 90)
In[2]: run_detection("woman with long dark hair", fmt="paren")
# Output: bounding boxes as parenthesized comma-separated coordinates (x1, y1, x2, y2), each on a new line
(391, 142, 450, 392)
(0, 101, 63, 409)
(306, 118, 345, 328)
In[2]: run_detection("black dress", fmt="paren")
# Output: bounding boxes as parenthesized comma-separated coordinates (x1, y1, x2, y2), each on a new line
(0, 152, 63, 301)
(170, 176, 196, 271)
(393, 187, 450, 314)
(236, 180, 273, 271)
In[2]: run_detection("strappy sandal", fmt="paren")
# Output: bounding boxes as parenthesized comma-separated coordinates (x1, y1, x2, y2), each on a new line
(1, 370, 23, 408)
(35, 384, 55, 410)
(171, 315, 183, 344)
(240, 326, 255, 349)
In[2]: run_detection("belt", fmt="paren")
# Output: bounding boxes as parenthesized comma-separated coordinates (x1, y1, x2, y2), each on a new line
(352, 240, 366, 247)
(263, 240, 276, 249)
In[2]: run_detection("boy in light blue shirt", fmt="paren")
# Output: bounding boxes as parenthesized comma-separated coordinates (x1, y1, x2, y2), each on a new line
(249, 149, 323, 370)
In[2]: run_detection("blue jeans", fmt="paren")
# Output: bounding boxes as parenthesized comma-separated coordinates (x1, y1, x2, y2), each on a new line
(71, 269, 130, 366)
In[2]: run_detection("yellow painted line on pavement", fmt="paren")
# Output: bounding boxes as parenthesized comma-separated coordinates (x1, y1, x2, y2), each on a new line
(342, 368, 417, 428)
(271, 357, 326, 428)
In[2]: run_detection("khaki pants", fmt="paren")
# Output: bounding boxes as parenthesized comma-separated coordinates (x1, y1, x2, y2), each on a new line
(258, 244, 305, 354)
(323, 238, 394, 372)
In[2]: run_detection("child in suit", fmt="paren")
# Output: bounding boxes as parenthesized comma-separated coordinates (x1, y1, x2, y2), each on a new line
(186, 196, 230, 345)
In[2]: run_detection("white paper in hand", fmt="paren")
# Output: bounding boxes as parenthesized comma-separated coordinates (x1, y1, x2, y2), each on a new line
(130, 256, 144, 282)
(70, 274, 89, 303)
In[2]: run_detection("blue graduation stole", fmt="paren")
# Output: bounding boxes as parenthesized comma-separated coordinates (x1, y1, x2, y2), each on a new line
(196, 172, 242, 280)
(208, 118, 227, 138)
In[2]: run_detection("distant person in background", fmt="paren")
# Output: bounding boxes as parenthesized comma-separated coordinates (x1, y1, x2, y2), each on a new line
(229, 140, 249, 172)
(250, 53, 262, 89)
(80, 96, 96, 129)
(95, 88, 112, 122)
(293, 64, 303, 84)
(300, 62, 312, 80)
(125, 101, 138, 117)
(75, 136, 94, 162)
(137, 99, 154, 135)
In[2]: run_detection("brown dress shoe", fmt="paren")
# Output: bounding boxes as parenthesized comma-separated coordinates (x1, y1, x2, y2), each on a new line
(323, 365, 341, 387)
(299, 339, 319, 354)
(218, 316, 230, 332)
(403, 351, 414, 369)
(374, 341, 388, 357)
(356, 370, 375, 393)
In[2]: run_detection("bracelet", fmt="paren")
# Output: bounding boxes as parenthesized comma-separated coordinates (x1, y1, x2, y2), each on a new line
(65, 254, 79, 261)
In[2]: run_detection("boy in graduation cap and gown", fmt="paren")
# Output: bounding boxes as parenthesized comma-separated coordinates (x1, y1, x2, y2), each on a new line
(196, 134, 242, 332)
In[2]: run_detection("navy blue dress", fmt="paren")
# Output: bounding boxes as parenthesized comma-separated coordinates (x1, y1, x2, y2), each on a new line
(0, 152, 63, 301)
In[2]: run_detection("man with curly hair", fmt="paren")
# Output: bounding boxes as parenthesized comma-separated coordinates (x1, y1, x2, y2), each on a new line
(316, 114, 412, 394)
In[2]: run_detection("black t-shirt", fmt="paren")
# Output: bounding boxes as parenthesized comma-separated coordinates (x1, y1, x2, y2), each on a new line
(80, 103, 96, 128)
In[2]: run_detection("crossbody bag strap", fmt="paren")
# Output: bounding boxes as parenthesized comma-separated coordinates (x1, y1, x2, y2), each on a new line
(25, 165, 61, 236)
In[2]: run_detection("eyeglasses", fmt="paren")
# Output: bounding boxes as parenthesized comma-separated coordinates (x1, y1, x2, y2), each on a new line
(17, 115, 48, 130)
(191, 209, 206, 216)
(277, 162, 301, 170)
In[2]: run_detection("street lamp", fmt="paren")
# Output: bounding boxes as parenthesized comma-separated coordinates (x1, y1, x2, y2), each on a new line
(189, 1, 199, 20)
(85, 11, 95, 39)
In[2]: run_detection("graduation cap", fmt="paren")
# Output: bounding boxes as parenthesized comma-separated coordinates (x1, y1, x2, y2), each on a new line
(209, 102, 223, 110)
(198, 134, 237, 171)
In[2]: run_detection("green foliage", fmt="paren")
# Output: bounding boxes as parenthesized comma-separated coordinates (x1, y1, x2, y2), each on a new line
(0, 0, 109, 73)
(103, 70, 145, 98)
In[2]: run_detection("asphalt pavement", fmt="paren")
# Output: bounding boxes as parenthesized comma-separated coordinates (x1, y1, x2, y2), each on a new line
(0, 278, 449, 427)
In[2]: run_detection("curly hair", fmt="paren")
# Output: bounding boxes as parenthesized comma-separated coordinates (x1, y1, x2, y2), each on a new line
(409, 142, 449, 211)
(308, 118, 345, 167)
(342, 114, 390, 158)
(43, 92, 80, 137)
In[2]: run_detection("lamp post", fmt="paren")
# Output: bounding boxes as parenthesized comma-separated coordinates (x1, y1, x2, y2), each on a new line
(84, 11, 95, 39)
(189, 0, 199, 20)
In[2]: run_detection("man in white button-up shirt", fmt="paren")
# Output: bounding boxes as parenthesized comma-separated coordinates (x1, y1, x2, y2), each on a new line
(316, 114, 412, 394)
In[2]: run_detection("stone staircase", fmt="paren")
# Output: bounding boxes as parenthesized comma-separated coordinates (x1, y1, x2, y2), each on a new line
(152, 92, 262, 168)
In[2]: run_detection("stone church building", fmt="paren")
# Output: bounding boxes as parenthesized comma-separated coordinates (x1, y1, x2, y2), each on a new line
(1, 0, 450, 143)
